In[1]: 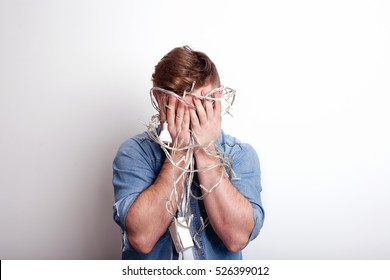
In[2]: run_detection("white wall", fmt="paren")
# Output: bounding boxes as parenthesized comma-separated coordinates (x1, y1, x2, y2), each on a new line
(1, 0, 389, 259)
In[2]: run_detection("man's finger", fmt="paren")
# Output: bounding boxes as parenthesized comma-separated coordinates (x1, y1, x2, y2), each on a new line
(166, 95, 177, 126)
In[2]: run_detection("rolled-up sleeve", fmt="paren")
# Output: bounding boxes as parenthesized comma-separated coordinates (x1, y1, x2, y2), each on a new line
(112, 138, 157, 232)
(229, 142, 265, 241)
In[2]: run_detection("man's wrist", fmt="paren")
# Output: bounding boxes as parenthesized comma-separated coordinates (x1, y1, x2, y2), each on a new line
(194, 148, 221, 169)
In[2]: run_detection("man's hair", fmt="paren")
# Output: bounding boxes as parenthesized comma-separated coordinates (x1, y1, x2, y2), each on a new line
(152, 46, 220, 94)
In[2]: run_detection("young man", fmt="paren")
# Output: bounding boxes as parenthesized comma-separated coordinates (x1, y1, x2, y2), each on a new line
(112, 46, 264, 259)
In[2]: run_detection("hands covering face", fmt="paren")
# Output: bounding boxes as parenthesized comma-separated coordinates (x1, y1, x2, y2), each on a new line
(164, 87, 222, 152)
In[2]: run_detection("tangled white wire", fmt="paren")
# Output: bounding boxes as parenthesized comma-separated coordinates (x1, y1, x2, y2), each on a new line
(150, 85, 236, 116)
(145, 85, 238, 249)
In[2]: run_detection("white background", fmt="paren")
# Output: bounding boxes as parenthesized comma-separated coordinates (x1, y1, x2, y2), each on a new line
(1, 0, 389, 259)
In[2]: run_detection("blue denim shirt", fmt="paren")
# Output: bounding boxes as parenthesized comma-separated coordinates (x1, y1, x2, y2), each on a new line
(112, 129, 264, 260)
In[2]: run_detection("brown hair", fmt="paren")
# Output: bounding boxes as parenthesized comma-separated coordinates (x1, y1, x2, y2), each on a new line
(152, 46, 220, 94)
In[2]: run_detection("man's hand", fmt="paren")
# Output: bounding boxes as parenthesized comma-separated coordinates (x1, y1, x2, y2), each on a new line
(189, 89, 222, 152)
(166, 95, 190, 150)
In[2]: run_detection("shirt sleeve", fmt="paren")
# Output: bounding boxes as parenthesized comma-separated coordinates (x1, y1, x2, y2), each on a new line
(112, 137, 158, 232)
(229, 142, 265, 242)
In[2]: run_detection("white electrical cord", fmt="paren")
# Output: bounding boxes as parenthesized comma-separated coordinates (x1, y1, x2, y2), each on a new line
(145, 85, 238, 259)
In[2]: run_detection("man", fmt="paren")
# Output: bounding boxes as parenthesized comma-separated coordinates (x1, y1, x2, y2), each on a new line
(112, 46, 264, 259)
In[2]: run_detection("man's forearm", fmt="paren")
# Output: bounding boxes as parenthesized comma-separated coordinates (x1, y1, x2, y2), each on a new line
(195, 150, 254, 252)
(125, 154, 185, 254)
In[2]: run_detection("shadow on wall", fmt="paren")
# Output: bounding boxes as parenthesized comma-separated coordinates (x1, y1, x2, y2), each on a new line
(81, 169, 122, 260)
(76, 101, 132, 259)
(80, 90, 152, 260)
(72, 91, 149, 260)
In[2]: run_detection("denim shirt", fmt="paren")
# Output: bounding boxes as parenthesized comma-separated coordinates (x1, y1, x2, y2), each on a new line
(112, 129, 264, 260)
